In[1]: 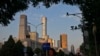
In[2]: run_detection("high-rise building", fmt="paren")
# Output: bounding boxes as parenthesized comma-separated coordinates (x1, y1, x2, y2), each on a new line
(18, 14, 28, 42)
(41, 16, 48, 41)
(71, 45, 75, 54)
(57, 40, 61, 48)
(60, 34, 68, 49)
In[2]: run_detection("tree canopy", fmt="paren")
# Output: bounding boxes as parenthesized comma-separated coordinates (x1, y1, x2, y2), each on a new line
(0, 35, 34, 56)
(0, 0, 83, 26)
(0, 0, 29, 26)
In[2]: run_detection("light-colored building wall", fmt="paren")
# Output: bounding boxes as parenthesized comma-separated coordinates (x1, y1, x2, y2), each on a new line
(29, 32, 37, 41)
(52, 39, 55, 47)
(48, 38, 53, 47)
(38, 38, 45, 43)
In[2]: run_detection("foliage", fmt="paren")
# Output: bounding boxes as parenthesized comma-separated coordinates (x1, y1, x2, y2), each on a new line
(80, 43, 89, 56)
(0, 0, 29, 26)
(34, 48, 41, 54)
(0, 35, 34, 56)
(13, 40, 24, 56)
(0, 35, 15, 56)
(57, 50, 64, 56)
(27, 47, 34, 56)
(69, 52, 76, 56)
(0, 0, 76, 26)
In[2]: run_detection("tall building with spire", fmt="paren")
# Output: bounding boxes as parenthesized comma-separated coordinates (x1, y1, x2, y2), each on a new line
(18, 14, 28, 42)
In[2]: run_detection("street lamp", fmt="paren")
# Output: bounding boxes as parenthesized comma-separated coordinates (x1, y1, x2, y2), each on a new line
(66, 12, 86, 38)
(66, 12, 84, 30)
(28, 22, 43, 49)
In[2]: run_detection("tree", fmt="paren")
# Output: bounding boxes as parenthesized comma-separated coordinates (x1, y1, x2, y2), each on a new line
(75, 0, 100, 56)
(34, 48, 41, 56)
(0, 0, 29, 26)
(27, 47, 34, 56)
(0, 35, 15, 56)
(80, 43, 90, 56)
(0, 0, 73, 26)
(69, 52, 75, 56)
(57, 50, 64, 56)
(13, 40, 24, 56)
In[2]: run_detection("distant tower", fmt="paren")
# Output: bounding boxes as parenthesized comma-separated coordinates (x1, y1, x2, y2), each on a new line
(52, 39, 55, 47)
(57, 40, 61, 48)
(71, 45, 75, 54)
(60, 34, 68, 49)
(41, 16, 48, 41)
(18, 14, 28, 42)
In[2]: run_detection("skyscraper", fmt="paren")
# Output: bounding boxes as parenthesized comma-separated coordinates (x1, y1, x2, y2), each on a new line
(18, 14, 28, 42)
(60, 34, 68, 49)
(41, 16, 48, 41)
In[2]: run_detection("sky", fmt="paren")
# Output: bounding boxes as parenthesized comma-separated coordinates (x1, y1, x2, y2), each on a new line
(0, 3, 83, 51)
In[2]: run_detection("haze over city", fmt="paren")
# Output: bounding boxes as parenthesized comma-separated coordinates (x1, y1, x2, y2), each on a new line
(0, 3, 83, 51)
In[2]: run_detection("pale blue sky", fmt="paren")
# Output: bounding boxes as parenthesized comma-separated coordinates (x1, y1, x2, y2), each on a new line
(0, 3, 83, 51)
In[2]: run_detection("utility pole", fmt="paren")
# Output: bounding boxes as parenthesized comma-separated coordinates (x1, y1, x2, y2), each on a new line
(28, 22, 43, 49)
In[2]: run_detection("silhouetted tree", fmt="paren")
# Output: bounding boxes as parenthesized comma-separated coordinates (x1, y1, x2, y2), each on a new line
(27, 47, 34, 56)
(34, 48, 42, 56)
(0, 35, 15, 56)
(69, 52, 75, 56)
(57, 50, 64, 56)
(13, 40, 24, 56)
(0, 0, 29, 26)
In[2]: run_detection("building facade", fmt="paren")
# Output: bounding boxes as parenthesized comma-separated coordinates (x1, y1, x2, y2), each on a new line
(29, 32, 37, 41)
(60, 34, 68, 49)
(41, 16, 48, 42)
(57, 40, 61, 48)
(18, 14, 28, 42)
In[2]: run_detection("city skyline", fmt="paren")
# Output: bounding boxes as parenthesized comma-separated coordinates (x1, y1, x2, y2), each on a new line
(0, 3, 83, 51)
